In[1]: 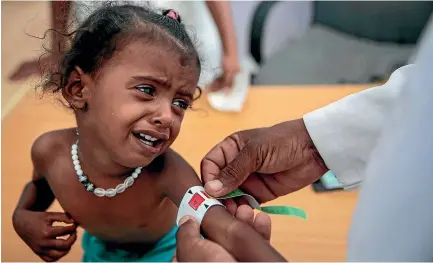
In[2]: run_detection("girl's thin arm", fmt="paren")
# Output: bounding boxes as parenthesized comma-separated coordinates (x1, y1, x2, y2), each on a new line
(161, 150, 286, 262)
(15, 136, 55, 212)
(205, 1, 238, 57)
(15, 172, 55, 212)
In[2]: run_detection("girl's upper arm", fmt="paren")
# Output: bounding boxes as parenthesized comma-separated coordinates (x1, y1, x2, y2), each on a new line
(30, 132, 58, 182)
(158, 149, 202, 206)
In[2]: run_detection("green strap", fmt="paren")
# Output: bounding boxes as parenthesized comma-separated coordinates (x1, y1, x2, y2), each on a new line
(217, 189, 307, 220)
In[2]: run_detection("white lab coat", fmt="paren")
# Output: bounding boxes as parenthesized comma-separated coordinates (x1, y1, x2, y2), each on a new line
(303, 65, 409, 189)
(303, 17, 433, 260)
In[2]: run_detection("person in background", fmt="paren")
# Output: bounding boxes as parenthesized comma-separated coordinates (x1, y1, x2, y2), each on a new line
(9, 1, 240, 93)
(176, 16, 433, 261)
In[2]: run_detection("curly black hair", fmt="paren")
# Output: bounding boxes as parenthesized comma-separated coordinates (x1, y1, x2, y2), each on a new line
(41, 3, 201, 97)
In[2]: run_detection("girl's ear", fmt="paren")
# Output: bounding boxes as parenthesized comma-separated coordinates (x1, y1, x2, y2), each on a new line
(62, 66, 92, 111)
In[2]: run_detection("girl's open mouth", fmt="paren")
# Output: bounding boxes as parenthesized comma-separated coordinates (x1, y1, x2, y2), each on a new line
(132, 132, 164, 148)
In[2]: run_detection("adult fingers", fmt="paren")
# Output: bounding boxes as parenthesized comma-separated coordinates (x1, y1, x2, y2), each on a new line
(222, 71, 235, 91)
(176, 216, 201, 245)
(206, 75, 225, 93)
(176, 217, 224, 262)
(233, 206, 272, 241)
(234, 205, 254, 226)
(253, 212, 272, 241)
(204, 145, 258, 197)
(201, 135, 242, 186)
(223, 199, 238, 216)
(240, 174, 277, 203)
(235, 196, 251, 206)
(219, 220, 284, 261)
(233, 203, 272, 241)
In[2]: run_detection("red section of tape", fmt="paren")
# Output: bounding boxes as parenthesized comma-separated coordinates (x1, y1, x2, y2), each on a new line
(188, 193, 205, 210)
(201, 191, 211, 198)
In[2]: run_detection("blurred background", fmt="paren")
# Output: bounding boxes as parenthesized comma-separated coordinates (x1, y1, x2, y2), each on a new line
(2, 1, 433, 262)
(3, 1, 433, 113)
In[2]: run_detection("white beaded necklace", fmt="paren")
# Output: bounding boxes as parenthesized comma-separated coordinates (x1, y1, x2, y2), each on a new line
(71, 140, 143, 197)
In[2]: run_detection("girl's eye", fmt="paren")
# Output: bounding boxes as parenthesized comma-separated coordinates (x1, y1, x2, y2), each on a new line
(136, 85, 155, 96)
(173, 99, 190, 110)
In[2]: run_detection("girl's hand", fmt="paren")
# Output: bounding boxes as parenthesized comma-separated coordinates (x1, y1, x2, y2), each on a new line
(12, 209, 78, 262)
(173, 204, 272, 262)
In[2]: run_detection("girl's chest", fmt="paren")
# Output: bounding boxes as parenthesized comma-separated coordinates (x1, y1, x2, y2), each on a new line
(45, 162, 176, 240)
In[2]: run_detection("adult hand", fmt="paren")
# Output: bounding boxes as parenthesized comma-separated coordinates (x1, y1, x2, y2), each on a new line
(207, 55, 240, 93)
(174, 204, 272, 262)
(12, 209, 78, 262)
(201, 119, 328, 202)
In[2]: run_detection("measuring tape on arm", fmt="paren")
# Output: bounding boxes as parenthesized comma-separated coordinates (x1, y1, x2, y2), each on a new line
(217, 188, 307, 219)
(176, 186, 225, 225)
(176, 186, 306, 226)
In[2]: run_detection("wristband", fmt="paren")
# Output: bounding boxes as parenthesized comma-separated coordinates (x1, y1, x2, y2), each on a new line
(176, 186, 225, 226)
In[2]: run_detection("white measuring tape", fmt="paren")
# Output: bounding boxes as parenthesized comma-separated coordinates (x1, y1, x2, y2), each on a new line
(176, 186, 307, 226)
(176, 186, 224, 225)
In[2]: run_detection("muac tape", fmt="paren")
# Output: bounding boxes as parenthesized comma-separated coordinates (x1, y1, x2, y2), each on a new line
(218, 189, 307, 220)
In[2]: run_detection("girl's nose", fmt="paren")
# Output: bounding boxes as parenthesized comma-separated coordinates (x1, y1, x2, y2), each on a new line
(152, 102, 173, 128)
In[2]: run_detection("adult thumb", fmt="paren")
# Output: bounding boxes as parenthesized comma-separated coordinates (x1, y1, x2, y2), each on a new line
(176, 217, 201, 260)
(205, 145, 257, 197)
(177, 216, 200, 240)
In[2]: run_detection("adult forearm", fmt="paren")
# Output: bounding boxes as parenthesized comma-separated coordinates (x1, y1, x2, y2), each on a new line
(206, 1, 238, 56)
(51, 1, 71, 53)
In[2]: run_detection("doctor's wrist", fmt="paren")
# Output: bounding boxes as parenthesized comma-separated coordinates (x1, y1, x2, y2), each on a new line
(297, 119, 329, 178)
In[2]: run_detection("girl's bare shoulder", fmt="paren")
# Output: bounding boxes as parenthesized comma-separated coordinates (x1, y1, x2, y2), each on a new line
(31, 128, 76, 173)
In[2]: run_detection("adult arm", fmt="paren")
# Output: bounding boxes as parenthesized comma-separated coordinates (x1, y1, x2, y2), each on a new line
(205, 1, 240, 91)
(303, 65, 410, 189)
(51, 1, 71, 53)
(347, 23, 433, 261)
(200, 65, 410, 200)
(205, 1, 238, 58)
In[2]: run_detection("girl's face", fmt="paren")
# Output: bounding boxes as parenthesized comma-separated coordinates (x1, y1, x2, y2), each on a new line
(79, 40, 200, 168)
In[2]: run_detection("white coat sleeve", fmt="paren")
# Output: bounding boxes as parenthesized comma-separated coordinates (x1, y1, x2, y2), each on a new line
(302, 65, 413, 189)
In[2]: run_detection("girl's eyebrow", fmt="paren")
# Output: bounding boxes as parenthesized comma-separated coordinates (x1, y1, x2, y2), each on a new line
(177, 89, 194, 100)
(132, 75, 169, 86)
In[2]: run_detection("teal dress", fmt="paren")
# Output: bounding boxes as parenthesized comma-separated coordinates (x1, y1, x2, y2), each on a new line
(81, 226, 178, 262)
